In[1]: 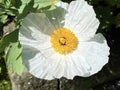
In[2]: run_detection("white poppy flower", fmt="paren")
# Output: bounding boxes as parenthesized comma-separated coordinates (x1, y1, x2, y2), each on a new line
(19, 0, 110, 80)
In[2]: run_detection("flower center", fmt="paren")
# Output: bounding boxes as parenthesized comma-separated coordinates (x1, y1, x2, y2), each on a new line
(50, 28, 78, 54)
(59, 37, 66, 45)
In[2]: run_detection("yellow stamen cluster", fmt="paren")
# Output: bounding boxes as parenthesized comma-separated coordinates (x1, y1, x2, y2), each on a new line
(50, 28, 78, 54)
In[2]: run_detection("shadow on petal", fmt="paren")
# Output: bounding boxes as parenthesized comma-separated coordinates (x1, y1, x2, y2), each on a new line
(22, 45, 40, 69)
(44, 6, 68, 30)
(88, 33, 106, 43)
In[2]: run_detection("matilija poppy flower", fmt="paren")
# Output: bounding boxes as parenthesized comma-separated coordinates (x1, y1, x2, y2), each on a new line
(19, 0, 110, 80)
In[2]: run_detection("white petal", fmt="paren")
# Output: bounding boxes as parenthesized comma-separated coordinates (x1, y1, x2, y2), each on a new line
(19, 13, 55, 50)
(71, 33, 110, 76)
(64, 0, 99, 41)
(19, 13, 54, 41)
(48, 54, 66, 78)
(19, 33, 39, 49)
(55, 1, 68, 10)
(64, 55, 87, 79)
(22, 46, 47, 73)
(44, 1, 68, 28)
(22, 42, 68, 80)
(47, 54, 90, 79)
(22, 44, 56, 80)
(20, 13, 54, 36)
(19, 33, 52, 51)
(71, 54, 91, 77)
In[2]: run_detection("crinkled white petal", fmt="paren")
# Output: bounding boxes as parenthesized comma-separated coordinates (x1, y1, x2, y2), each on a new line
(64, 0, 99, 41)
(22, 45, 67, 80)
(70, 33, 110, 77)
(55, 1, 68, 10)
(19, 13, 55, 50)
(44, 1, 68, 28)
(19, 13, 55, 39)
(22, 45, 53, 80)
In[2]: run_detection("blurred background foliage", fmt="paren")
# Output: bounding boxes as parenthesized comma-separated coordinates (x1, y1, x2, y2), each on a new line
(0, 0, 120, 90)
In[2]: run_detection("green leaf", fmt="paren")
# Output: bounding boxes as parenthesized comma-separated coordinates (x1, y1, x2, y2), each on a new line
(17, 0, 59, 24)
(34, 0, 59, 9)
(0, 29, 18, 53)
(4, 0, 11, 8)
(11, 0, 22, 9)
(18, 0, 59, 13)
(0, 67, 1, 73)
(20, 0, 59, 8)
(0, 15, 8, 23)
(0, 0, 3, 3)
(6, 42, 24, 75)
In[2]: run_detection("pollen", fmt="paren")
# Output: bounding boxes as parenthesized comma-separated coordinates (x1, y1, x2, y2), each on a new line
(50, 28, 78, 54)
